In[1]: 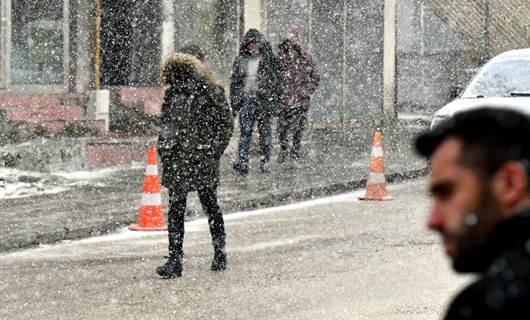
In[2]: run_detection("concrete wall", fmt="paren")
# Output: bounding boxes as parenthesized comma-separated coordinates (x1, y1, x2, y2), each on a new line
(265, 0, 309, 47)
(396, 0, 472, 114)
(244, 0, 263, 32)
(266, 0, 384, 126)
(73, 0, 474, 121)
(173, 0, 240, 88)
(343, 1, 384, 124)
(69, 0, 93, 94)
(128, 0, 162, 86)
(264, 0, 476, 120)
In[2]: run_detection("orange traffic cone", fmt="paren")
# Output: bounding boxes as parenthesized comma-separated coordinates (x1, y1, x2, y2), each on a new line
(359, 131, 392, 201)
(129, 145, 167, 231)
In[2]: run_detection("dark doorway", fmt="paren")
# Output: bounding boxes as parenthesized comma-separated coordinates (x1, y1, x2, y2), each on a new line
(100, 0, 132, 86)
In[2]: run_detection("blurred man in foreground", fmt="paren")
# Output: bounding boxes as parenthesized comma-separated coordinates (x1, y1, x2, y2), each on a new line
(415, 107, 530, 319)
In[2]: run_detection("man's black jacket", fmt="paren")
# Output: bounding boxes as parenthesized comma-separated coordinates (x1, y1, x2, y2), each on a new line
(445, 208, 530, 319)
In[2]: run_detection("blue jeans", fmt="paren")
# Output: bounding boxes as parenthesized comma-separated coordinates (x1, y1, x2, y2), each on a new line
(237, 98, 272, 167)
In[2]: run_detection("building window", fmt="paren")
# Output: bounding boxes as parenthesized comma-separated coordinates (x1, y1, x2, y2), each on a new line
(10, 0, 66, 85)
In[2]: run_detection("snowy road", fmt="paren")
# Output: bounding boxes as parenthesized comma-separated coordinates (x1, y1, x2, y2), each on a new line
(0, 179, 469, 319)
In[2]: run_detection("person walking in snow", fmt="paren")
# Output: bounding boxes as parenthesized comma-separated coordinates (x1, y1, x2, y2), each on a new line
(277, 27, 320, 163)
(230, 29, 282, 175)
(156, 52, 233, 278)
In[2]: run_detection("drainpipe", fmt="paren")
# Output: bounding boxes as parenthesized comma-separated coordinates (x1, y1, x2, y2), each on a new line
(94, 0, 102, 90)
(383, 0, 397, 126)
(88, 0, 110, 133)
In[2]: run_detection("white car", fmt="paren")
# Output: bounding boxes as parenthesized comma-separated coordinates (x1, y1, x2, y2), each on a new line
(431, 48, 530, 129)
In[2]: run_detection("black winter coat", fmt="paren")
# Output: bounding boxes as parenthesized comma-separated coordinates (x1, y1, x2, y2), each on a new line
(158, 54, 233, 192)
(230, 29, 282, 116)
(444, 209, 530, 319)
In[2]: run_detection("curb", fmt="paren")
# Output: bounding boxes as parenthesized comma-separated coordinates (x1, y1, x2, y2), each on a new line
(223, 167, 429, 212)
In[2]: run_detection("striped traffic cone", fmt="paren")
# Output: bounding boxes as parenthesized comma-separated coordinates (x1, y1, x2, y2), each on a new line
(359, 131, 392, 201)
(129, 145, 167, 231)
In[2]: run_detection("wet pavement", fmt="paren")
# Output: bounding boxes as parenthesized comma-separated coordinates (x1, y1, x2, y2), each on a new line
(0, 180, 468, 319)
(0, 124, 428, 252)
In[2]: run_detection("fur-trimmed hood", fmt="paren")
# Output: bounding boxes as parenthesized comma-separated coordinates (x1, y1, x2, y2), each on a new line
(161, 52, 214, 86)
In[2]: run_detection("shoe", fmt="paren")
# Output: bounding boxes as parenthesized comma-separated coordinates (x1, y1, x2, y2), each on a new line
(259, 161, 270, 173)
(156, 257, 182, 278)
(211, 250, 227, 271)
(233, 162, 249, 176)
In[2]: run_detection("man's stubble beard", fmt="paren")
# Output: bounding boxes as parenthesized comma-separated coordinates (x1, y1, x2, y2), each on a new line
(450, 185, 504, 273)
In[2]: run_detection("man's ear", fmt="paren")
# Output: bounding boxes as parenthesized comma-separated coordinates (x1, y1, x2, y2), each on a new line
(492, 162, 528, 215)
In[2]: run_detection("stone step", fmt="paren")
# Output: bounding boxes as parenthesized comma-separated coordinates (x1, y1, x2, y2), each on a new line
(22, 119, 107, 136)
(0, 135, 156, 171)
(85, 138, 154, 169)
(60, 93, 85, 107)
(5, 106, 86, 122)
(116, 86, 164, 115)
(0, 95, 62, 110)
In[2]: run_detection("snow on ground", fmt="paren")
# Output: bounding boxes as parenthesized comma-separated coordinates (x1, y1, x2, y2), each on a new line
(0, 165, 140, 200)
(0, 179, 68, 199)
(1, 188, 368, 258)
(2, 182, 420, 258)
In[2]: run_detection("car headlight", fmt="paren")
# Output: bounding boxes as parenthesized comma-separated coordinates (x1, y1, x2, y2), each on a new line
(431, 115, 449, 129)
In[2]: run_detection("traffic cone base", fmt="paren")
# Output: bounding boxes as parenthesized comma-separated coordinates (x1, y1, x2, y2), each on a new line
(359, 183, 393, 201)
(128, 224, 167, 231)
(128, 205, 167, 231)
(129, 145, 167, 231)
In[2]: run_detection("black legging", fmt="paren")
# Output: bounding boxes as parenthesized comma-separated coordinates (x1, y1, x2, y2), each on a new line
(167, 186, 226, 259)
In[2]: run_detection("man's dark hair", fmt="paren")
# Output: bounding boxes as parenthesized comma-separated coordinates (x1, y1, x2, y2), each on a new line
(416, 108, 530, 181)
(240, 29, 265, 56)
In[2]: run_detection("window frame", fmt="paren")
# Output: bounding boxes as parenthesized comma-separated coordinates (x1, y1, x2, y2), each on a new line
(0, 0, 70, 93)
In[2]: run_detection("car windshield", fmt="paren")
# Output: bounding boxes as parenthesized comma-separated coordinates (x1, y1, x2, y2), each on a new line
(462, 59, 530, 98)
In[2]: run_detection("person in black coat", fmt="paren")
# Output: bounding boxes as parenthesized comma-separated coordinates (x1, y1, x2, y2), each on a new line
(415, 107, 530, 319)
(156, 52, 233, 278)
(230, 29, 282, 175)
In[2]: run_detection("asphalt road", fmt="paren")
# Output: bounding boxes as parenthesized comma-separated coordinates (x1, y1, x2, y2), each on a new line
(0, 123, 427, 252)
(0, 179, 471, 319)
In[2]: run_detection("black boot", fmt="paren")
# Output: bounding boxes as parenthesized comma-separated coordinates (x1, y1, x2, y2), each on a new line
(156, 256, 182, 278)
(211, 249, 227, 271)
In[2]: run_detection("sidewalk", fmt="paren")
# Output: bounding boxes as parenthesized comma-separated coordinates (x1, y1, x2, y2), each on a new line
(0, 122, 428, 252)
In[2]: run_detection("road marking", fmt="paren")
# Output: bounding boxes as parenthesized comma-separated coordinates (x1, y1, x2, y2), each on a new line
(231, 235, 326, 252)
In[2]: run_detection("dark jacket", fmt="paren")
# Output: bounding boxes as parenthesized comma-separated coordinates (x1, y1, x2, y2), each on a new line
(158, 53, 233, 192)
(229, 29, 282, 116)
(445, 209, 530, 319)
(278, 39, 320, 111)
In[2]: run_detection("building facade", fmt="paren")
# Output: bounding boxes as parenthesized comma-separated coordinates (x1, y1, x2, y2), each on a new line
(0, 0, 526, 137)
